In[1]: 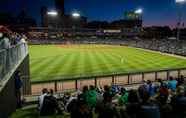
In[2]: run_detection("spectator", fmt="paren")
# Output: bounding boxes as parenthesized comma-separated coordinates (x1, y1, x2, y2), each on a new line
(69, 94, 92, 118)
(159, 83, 169, 97)
(171, 86, 186, 117)
(87, 85, 97, 109)
(126, 90, 141, 118)
(63, 92, 71, 107)
(14, 71, 23, 108)
(118, 88, 128, 105)
(82, 86, 89, 102)
(38, 88, 48, 113)
(146, 80, 156, 96)
(0, 32, 4, 50)
(66, 93, 77, 112)
(154, 78, 163, 92)
(40, 89, 63, 116)
(21, 34, 27, 43)
(0, 33, 11, 49)
(177, 75, 185, 86)
(156, 94, 173, 118)
(95, 91, 119, 118)
(138, 81, 148, 99)
(167, 76, 177, 91)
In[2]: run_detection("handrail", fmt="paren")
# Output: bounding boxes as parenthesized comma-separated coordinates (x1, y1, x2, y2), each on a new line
(0, 43, 28, 81)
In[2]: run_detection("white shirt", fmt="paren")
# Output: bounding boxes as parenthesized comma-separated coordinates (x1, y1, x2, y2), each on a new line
(3, 37, 11, 49)
(38, 93, 48, 111)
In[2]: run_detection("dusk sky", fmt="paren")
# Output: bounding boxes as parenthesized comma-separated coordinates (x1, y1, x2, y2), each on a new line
(0, 0, 186, 27)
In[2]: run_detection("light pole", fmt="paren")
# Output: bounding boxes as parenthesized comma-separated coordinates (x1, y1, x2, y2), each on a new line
(135, 8, 143, 33)
(47, 11, 58, 38)
(71, 12, 81, 37)
(175, 0, 185, 40)
(47, 11, 58, 29)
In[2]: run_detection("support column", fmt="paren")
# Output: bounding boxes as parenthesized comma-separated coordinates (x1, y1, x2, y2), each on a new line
(142, 73, 145, 81)
(167, 71, 170, 80)
(112, 76, 115, 84)
(155, 72, 158, 81)
(75, 80, 78, 90)
(54, 81, 57, 92)
(95, 78, 97, 87)
(128, 74, 130, 84)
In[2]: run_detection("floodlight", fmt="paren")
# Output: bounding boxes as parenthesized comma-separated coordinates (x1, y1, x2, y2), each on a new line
(135, 8, 143, 14)
(176, 0, 185, 3)
(72, 12, 80, 18)
(47, 11, 58, 16)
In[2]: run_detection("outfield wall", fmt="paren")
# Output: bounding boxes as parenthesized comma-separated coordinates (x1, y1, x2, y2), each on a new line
(30, 68, 186, 95)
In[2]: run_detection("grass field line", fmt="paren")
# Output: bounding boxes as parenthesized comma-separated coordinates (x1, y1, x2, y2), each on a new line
(30, 53, 72, 60)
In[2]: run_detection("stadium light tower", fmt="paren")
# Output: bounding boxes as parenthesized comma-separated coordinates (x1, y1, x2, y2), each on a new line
(175, 0, 185, 40)
(135, 8, 143, 21)
(71, 12, 81, 35)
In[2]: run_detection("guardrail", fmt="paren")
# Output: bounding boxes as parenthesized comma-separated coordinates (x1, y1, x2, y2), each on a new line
(31, 67, 186, 95)
(0, 43, 28, 81)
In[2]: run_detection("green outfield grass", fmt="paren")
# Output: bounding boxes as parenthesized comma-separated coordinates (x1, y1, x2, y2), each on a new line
(29, 44, 186, 82)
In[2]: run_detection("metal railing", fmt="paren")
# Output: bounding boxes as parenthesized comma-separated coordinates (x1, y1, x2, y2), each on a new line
(31, 68, 186, 95)
(0, 43, 28, 80)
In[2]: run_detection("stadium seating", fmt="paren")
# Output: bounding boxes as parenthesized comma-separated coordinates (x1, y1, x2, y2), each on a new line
(11, 76, 186, 118)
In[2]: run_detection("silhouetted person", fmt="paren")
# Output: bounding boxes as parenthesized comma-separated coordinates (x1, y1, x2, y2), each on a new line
(95, 90, 119, 118)
(14, 71, 23, 108)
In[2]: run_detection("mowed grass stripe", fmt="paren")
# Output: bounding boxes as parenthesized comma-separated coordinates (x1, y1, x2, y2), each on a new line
(82, 50, 111, 74)
(84, 50, 98, 75)
(31, 56, 59, 75)
(31, 56, 65, 81)
(60, 53, 80, 78)
(37, 54, 71, 80)
(101, 51, 127, 72)
(93, 51, 114, 74)
(109, 51, 143, 72)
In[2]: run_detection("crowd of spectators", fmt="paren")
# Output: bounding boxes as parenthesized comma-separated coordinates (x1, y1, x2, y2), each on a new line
(38, 75, 186, 118)
(128, 38, 186, 56)
(0, 26, 27, 51)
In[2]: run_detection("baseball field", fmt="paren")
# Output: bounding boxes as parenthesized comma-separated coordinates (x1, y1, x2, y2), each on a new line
(29, 44, 186, 82)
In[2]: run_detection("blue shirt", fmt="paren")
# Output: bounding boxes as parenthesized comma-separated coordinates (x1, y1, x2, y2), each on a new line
(168, 80, 177, 91)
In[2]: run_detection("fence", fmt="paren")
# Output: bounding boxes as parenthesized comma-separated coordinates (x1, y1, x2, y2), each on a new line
(0, 43, 28, 81)
(31, 68, 186, 95)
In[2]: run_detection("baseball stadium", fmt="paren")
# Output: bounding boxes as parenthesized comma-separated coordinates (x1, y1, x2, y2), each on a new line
(1, 0, 186, 118)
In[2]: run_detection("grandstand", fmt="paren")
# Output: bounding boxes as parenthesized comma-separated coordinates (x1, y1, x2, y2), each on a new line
(1, 25, 186, 117)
